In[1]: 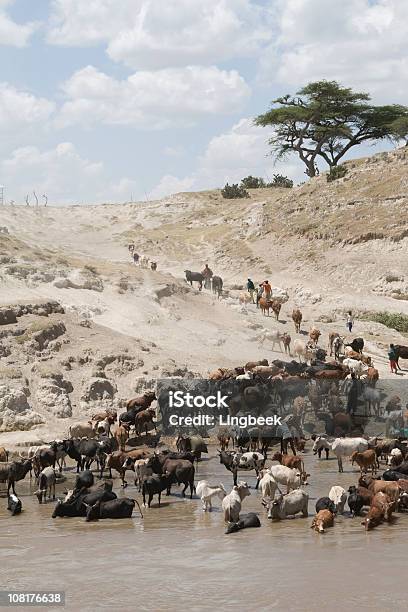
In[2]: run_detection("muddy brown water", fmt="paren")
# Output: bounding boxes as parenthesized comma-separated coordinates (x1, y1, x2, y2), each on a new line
(0, 447, 407, 612)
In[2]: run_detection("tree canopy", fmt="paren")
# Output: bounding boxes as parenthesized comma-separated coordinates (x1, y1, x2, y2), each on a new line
(255, 80, 408, 177)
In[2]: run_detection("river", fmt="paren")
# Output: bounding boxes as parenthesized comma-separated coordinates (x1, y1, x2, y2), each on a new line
(0, 447, 406, 611)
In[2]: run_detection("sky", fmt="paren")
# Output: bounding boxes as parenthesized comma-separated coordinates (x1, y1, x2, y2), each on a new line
(0, 0, 406, 205)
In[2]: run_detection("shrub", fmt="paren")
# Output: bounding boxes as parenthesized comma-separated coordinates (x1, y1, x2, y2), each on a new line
(221, 183, 250, 199)
(84, 264, 98, 275)
(327, 165, 348, 182)
(360, 311, 408, 333)
(267, 173, 293, 188)
(240, 176, 266, 189)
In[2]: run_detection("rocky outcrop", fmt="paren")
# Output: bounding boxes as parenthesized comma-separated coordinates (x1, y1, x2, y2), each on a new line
(0, 384, 44, 431)
(35, 372, 73, 419)
(53, 270, 104, 292)
(0, 308, 18, 326)
(31, 321, 67, 351)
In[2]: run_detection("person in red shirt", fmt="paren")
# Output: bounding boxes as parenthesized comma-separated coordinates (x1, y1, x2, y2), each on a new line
(262, 280, 272, 299)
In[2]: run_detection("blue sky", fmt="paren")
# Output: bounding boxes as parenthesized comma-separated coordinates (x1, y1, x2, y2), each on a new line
(0, 0, 406, 205)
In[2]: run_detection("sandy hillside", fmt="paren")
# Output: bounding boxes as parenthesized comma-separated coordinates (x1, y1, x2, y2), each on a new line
(0, 147, 407, 447)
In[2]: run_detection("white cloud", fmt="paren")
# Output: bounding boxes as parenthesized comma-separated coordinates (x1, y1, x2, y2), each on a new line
(0, 82, 55, 128)
(1, 142, 139, 204)
(260, 0, 408, 102)
(57, 65, 250, 128)
(0, 0, 37, 47)
(47, 0, 272, 69)
(149, 118, 303, 198)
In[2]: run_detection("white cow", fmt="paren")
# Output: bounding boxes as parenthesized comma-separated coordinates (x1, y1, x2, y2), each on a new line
(68, 422, 95, 439)
(331, 437, 368, 472)
(312, 436, 331, 459)
(262, 489, 309, 520)
(328, 486, 347, 514)
(133, 458, 153, 491)
(258, 471, 280, 499)
(342, 358, 368, 378)
(232, 452, 265, 482)
(268, 465, 302, 493)
(387, 448, 403, 467)
(222, 482, 251, 523)
(140, 255, 150, 269)
(196, 480, 226, 511)
(293, 339, 315, 364)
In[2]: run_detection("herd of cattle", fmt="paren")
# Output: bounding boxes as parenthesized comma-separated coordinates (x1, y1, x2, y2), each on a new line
(1, 389, 408, 535)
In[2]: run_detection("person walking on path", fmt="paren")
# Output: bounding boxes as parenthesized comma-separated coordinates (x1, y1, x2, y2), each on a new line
(247, 278, 255, 303)
(388, 344, 399, 375)
(346, 311, 354, 333)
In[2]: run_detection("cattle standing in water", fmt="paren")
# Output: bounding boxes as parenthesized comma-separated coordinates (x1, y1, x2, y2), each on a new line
(147, 454, 195, 498)
(196, 480, 226, 511)
(218, 450, 264, 487)
(222, 482, 251, 523)
(7, 494, 22, 515)
(142, 474, 173, 508)
(35, 466, 56, 504)
(225, 513, 261, 534)
(0, 459, 32, 495)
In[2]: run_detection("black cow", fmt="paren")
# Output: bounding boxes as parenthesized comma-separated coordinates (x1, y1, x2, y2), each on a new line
(225, 513, 261, 534)
(119, 406, 145, 427)
(184, 270, 204, 290)
(315, 497, 336, 514)
(74, 470, 95, 491)
(85, 498, 141, 521)
(142, 474, 172, 507)
(386, 462, 408, 475)
(7, 494, 22, 515)
(345, 338, 364, 353)
(347, 489, 365, 517)
(52, 485, 117, 518)
(147, 455, 195, 498)
(0, 460, 32, 495)
(382, 469, 408, 481)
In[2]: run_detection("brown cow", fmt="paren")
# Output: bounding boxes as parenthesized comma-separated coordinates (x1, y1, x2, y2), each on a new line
(134, 408, 156, 436)
(358, 475, 400, 502)
(282, 333, 291, 355)
(271, 452, 309, 482)
(370, 491, 396, 522)
(365, 367, 379, 387)
(309, 327, 321, 346)
(244, 359, 268, 371)
(0, 447, 9, 462)
(259, 297, 273, 316)
(115, 424, 130, 451)
(126, 391, 156, 411)
(362, 505, 384, 530)
(292, 308, 302, 333)
(351, 449, 377, 475)
(271, 300, 282, 321)
(311, 509, 334, 533)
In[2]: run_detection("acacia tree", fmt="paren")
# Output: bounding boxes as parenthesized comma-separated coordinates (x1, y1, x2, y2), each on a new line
(389, 116, 408, 146)
(255, 80, 408, 177)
